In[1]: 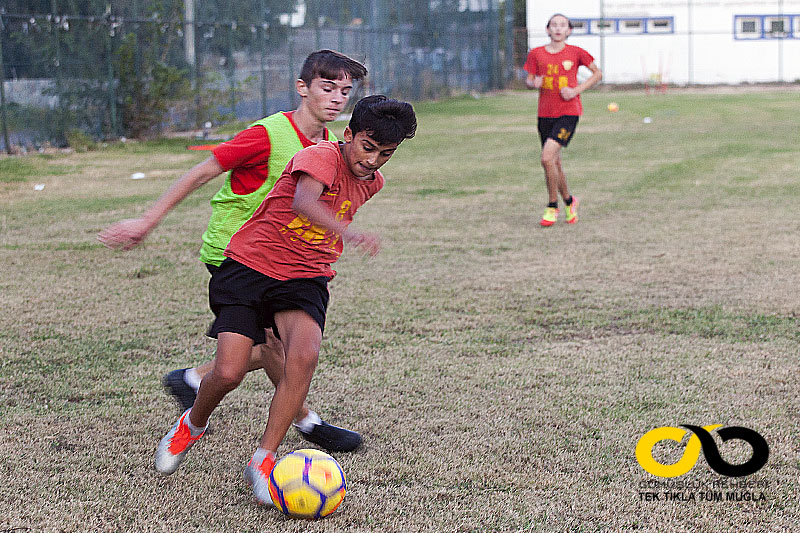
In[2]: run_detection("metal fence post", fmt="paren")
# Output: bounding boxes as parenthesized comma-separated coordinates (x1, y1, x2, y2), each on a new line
(504, 0, 514, 86)
(259, 0, 268, 118)
(687, 0, 693, 85)
(0, 15, 11, 154)
(185, 0, 199, 127)
(778, 0, 784, 81)
(599, 0, 606, 84)
(227, 17, 236, 119)
(105, 5, 118, 138)
(51, 0, 65, 144)
(288, 25, 295, 109)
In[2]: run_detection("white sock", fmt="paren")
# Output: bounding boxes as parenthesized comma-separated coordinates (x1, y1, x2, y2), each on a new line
(183, 368, 202, 392)
(293, 410, 321, 433)
(251, 447, 275, 466)
(184, 409, 207, 436)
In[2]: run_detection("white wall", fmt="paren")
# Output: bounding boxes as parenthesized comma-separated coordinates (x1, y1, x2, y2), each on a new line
(526, 0, 800, 85)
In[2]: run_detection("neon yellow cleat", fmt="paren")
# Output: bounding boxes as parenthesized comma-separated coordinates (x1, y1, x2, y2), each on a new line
(540, 206, 558, 227)
(565, 196, 580, 224)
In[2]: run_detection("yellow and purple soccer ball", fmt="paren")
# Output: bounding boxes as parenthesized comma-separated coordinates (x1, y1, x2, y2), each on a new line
(268, 449, 346, 519)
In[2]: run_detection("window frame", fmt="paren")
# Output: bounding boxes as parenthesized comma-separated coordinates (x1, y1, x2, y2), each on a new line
(734, 14, 798, 40)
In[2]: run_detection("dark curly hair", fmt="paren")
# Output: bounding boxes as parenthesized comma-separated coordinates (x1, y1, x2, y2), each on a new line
(348, 95, 417, 146)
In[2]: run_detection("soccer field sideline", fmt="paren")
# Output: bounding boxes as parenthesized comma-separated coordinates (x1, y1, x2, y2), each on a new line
(0, 89, 798, 532)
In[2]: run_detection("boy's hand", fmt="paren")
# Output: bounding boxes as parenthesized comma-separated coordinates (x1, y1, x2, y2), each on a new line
(344, 230, 381, 257)
(560, 86, 578, 100)
(97, 218, 153, 250)
(526, 75, 543, 89)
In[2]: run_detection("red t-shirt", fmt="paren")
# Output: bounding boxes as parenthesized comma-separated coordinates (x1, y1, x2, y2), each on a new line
(211, 111, 326, 195)
(225, 141, 384, 280)
(524, 44, 595, 118)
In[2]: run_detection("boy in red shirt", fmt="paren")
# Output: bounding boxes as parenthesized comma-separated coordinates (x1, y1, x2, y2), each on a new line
(524, 14, 602, 226)
(99, 50, 367, 452)
(154, 95, 417, 506)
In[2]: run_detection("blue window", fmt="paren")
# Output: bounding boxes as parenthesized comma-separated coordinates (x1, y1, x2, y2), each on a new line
(735, 14, 797, 39)
(570, 16, 674, 35)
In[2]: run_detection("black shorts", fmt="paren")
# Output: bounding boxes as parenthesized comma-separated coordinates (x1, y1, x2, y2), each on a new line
(207, 258, 330, 345)
(538, 115, 579, 147)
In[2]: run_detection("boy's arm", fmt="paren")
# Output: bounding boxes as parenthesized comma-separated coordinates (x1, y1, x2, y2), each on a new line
(292, 174, 380, 256)
(98, 156, 224, 250)
(560, 62, 602, 101)
(523, 49, 542, 89)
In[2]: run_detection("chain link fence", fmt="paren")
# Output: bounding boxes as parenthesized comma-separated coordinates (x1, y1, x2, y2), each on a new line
(0, 1, 515, 152)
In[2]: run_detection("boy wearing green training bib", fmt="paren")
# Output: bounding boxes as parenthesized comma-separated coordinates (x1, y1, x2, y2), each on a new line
(98, 50, 367, 453)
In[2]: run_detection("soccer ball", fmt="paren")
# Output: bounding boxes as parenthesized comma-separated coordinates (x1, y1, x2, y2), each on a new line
(607, 102, 619, 112)
(268, 449, 346, 519)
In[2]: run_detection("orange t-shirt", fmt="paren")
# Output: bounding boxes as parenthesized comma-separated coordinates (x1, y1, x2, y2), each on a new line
(524, 44, 595, 117)
(225, 141, 384, 280)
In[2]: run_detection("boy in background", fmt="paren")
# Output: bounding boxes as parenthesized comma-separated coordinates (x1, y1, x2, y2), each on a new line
(99, 50, 367, 452)
(524, 14, 602, 226)
(154, 95, 417, 505)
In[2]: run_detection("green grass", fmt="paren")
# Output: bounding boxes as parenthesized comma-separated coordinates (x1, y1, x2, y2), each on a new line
(104, 137, 210, 154)
(0, 155, 76, 182)
(1, 88, 798, 532)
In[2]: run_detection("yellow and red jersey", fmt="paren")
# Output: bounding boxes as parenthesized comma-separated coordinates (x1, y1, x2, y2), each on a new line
(524, 44, 595, 118)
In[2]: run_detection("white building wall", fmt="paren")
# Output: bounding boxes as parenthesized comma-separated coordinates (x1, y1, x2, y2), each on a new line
(526, 0, 800, 85)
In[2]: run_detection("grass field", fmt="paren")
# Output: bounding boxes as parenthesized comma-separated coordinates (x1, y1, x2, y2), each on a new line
(1, 89, 798, 532)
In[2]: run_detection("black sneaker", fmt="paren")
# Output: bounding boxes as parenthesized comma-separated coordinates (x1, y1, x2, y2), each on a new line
(162, 368, 197, 412)
(297, 421, 362, 452)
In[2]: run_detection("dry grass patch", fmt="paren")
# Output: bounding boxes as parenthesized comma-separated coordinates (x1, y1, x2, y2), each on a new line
(1, 90, 798, 532)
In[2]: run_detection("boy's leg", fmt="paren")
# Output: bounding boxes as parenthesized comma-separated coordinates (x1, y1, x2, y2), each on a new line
(164, 332, 311, 420)
(199, 342, 267, 377)
(540, 139, 564, 226)
(189, 332, 254, 427)
(163, 329, 360, 451)
(550, 149, 580, 224)
(163, 345, 265, 412)
(539, 115, 580, 225)
(552, 150, 571, 201)
(541, 139, 568, 204)
(245, 310, 321, 504)
(256, 330, 291, 390)
(259, 310, 321, 453)
(155, 331, 253, 475)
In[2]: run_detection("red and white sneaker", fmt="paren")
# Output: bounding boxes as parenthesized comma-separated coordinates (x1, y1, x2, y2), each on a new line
(244, 453, 276, 506)
(154, 409, 206, 474)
